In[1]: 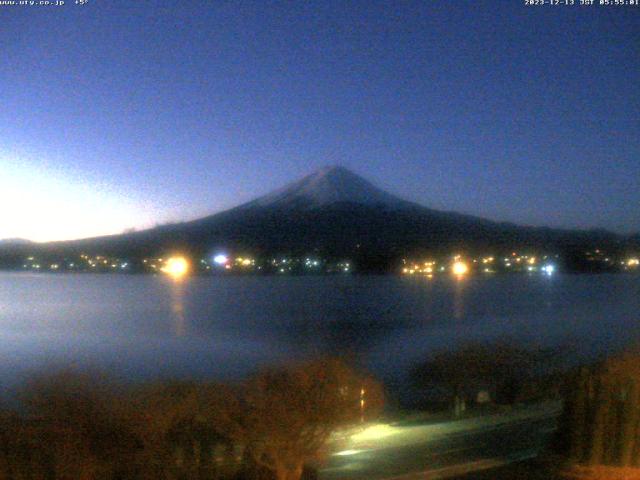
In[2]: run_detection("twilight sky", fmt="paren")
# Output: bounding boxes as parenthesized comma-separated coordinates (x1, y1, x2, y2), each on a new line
(1, 0, 638, 241)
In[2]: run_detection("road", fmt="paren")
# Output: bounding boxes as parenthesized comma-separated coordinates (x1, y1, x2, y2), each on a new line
(320, 401, 561, 480)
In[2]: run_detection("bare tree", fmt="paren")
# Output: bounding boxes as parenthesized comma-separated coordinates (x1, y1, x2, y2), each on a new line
(0, 361, 383, 480)
(224, 358, 384, 480)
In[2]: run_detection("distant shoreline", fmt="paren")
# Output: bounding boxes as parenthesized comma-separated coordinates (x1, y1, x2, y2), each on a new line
(0, 269, 638, 277)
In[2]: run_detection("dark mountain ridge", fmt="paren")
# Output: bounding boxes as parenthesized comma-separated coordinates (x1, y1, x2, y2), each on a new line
(1, 166, 637, 270)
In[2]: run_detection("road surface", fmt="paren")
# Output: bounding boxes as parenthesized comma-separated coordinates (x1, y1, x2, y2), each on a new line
(321, 401, 561, 480)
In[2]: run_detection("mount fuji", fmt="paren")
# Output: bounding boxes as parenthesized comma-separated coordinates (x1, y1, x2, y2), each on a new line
(0, 166, 634, 270)
(244, 166, 411, 210)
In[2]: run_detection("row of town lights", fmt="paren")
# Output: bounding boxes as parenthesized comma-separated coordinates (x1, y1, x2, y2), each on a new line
(402, 255, 560, 277)
(17, 252, 640, 276)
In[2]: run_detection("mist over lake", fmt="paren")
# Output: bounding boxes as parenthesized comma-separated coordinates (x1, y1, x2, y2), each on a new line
(1, 272, 639, 396)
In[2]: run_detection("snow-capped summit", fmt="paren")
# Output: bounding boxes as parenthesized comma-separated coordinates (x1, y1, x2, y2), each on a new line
(247, 166, 409, 209)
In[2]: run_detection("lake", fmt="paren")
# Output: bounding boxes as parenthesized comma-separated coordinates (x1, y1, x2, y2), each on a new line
(1, 272, 639, 399)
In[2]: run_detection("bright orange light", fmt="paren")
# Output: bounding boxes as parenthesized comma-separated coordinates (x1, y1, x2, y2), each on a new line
(161, 256, 189, 278)
(452, 261, 469, 276)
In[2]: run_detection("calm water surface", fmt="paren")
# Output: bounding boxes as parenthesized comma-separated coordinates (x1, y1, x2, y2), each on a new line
(0, 273, 639, 395)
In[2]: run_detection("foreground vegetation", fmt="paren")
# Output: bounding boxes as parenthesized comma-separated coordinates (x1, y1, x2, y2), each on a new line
(556, 352, 640, 478)
(0, 358, 382, 480)
(470, 348, 640, 480)
(2, 344, 640, 480)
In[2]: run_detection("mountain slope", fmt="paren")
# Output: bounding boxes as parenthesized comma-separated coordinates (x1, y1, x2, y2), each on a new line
(0, 166, 636, 268)
(243, 165, 412, 210)
(0, 238, 33, 246)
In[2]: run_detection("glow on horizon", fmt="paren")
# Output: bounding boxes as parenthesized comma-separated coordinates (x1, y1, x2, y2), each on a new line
(0, 158, 157, 242)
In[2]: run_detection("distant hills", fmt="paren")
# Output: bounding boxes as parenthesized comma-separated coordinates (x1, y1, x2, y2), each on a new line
(0, 238, 33, 247)
(1, 166, 637, 271)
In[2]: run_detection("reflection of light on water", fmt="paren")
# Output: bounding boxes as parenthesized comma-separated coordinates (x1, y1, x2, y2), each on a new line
(159, 256, 191, 336)
(453, 277, 466, 319)
(167, 280, 187, 336)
